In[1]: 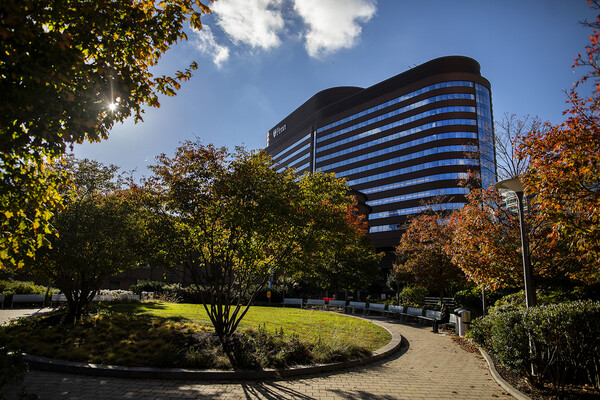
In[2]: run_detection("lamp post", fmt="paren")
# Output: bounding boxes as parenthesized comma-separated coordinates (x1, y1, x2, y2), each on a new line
(495, 177, 536, 308)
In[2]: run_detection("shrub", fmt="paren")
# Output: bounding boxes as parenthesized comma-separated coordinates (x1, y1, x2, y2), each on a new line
(399, 285, 427, 307)
(469, 300, 600, 393)
(0, 280, 56, 295)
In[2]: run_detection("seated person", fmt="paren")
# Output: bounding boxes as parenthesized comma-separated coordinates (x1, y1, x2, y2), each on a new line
(433, 303, 450, 333)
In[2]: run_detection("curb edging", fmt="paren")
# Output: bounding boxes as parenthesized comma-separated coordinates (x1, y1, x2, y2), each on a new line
(24, 318, 403, 381)
(479, 347, 531, 400)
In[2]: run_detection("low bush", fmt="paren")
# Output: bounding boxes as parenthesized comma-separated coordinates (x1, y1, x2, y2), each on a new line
(469, 300, 600, 394)
(399, 285, 427, 307)
(0, 280, 57, 296)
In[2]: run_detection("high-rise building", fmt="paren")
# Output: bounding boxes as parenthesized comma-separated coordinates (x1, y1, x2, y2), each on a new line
(265, 56, 495, 270)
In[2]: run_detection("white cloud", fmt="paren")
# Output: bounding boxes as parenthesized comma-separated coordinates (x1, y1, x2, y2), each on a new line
(211, 0, 285, 50)
(293, 0, 377, 58)
(192, 25, 230, 68)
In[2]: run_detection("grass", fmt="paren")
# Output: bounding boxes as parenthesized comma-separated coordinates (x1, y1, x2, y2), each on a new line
(1, 301, 391, 370)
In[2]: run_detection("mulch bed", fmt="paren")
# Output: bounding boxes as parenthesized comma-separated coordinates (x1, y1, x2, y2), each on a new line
(451, 335, 600, 400)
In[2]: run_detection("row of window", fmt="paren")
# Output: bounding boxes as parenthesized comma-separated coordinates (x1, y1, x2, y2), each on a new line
(277, 152, 310, 173)
(272, 133, 310, 165)
(367, 187, 470, 207)
(318, 131, 477, 170)
(318, 104, 476, 145)
(318, 118, 477, 154)
(318, 93, 475, 144)
(316, 81, 475, 134)
(361, 172, 469, 195)
(331, 145, 479, 178)
(346, 158, 479, 186)
(369, 202, 467, 232)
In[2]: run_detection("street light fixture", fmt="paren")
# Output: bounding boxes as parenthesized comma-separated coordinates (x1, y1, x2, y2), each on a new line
(495, 177, 536, 308)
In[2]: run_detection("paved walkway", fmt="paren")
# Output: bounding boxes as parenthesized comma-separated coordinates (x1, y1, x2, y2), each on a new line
(0, 309, 512, 400)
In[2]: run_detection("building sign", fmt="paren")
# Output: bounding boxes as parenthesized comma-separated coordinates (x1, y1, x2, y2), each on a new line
(272, 124, 287, 138)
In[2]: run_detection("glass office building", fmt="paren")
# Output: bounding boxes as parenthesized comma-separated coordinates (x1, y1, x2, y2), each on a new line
(265, 56, 496, 264)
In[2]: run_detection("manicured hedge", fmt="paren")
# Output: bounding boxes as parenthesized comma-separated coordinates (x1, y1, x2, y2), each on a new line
(470, 301, 600, 391)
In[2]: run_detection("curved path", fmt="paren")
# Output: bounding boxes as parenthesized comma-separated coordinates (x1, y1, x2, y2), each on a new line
(1, 309, 512, 400)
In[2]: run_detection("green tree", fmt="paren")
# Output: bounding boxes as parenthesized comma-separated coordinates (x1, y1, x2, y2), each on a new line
(1, 0, 210, 269)
(35, 157, 145, 320)
(143, 141, 363, 358)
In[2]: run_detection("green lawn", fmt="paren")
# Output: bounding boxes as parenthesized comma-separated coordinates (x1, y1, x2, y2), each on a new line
(1, 301, 391, 370)
(106, 302, 389, 351)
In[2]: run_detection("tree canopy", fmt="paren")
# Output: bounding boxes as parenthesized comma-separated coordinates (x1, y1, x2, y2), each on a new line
(520, 9, 600, 277)
(141, 141, 366, 353)
(1, 0, 210, 268)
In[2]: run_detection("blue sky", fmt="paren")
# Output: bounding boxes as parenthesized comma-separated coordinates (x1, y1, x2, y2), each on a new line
(75, 0, 596, 176)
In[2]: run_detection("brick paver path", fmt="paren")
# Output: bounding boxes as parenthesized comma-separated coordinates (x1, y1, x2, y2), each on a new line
(1, 310, 512, 400)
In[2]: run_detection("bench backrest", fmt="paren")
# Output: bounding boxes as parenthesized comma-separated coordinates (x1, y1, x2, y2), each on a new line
(12, 294, 45, 303)
(51, 294, 67, 302)
(406, 307, 423, 316)
(306, 299, 325, 305)
(387, 304, 404, 314)
(425, 309, 441, 319)
(327, 300, 346, 307)
(368, 303, 386, 312)
(283, 298, 303, 305)
(348, 301, 366, 308)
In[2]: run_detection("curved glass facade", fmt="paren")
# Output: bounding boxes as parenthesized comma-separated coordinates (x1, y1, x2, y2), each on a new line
(265, 56, 495, 250)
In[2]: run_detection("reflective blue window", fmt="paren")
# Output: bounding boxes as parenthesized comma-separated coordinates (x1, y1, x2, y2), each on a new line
(475, 84, 496, 189)
(317, 119, 477, 153)
(366, 187, 470, 207)
(276, 154, 310, 173)
(361, 172, 469, 195)
(318, 105, 476, 144)
(327, 145, 479, 178)
(272, 133, 311, 165)
(317, 81, 474, 134)
(317, 132, 477, 166)
(369, 202, 467, 221)
(346, 158, 479, 186)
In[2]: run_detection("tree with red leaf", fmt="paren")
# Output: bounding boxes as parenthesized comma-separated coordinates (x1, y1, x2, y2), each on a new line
(520, 4, 600, 280)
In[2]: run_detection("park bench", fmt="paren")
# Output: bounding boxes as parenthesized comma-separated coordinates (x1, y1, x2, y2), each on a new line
(51, 293, 67, 307)
(304, 299, 326, 309)
(11, 294, 45, 308)
(0, 294, 4, 308)
(400, 306, 424, 323)
(325, 299, 346, 310)
(385, 304, 404, 318)
(421, 309, 441, 326)
(282, 298, 303, 308)
(345, 301, 367, 314)
(366, 303, 386, 315)
(424, 296, 456, 310)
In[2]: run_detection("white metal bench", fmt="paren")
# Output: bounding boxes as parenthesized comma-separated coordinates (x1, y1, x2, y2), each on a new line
(366, 303, 386, 315)
(325, 300, 346, 310)
(385, 304, 404, 317)
(401, 306, 423, 323)
(282, 298, 303, 307)
(11, 294, 45, 308)
(421, 309, 441, 325)
(304, 299, 326, 309)
(51, 293, 67, 307)
(345, 301, 367, 314)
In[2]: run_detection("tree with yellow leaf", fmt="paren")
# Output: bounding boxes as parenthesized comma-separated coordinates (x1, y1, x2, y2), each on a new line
(0, 0, 211, 268)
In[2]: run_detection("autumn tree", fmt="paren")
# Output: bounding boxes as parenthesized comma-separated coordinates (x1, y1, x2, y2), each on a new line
(520, 7, 600, 278)
(143, 141, 363, 358)
(34, 157, 146, 320)
(447, 188, 522, 291)
(1, 0, 210, 268)
(394, 213, 465, 301)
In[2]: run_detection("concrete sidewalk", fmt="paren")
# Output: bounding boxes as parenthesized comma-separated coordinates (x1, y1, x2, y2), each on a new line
(0, 309, 512, 400)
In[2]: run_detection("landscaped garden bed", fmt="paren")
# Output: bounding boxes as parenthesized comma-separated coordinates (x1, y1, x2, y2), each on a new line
(0, 302, 391, 370)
